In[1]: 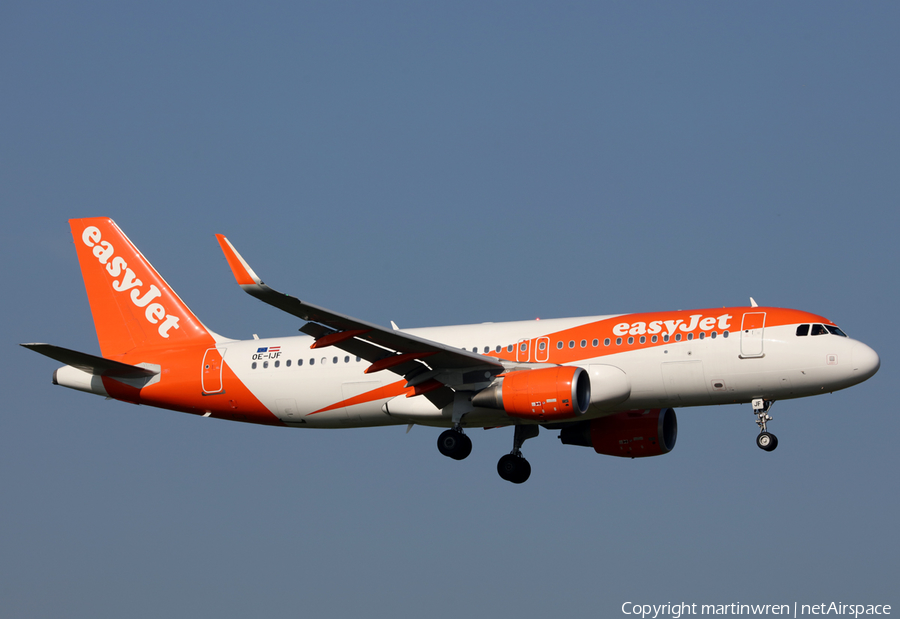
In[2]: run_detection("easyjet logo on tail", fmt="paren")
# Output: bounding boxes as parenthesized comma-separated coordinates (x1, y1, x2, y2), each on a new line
(81, 226, 180, 338)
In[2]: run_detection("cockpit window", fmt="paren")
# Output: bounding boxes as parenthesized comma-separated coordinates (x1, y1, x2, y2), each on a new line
(811, 324, 828, 336)
(796, 324, 810, 336)
(826, 325, 848, 337)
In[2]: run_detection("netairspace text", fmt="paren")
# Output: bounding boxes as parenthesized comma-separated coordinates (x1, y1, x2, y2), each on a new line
(621, 602, 891, 619)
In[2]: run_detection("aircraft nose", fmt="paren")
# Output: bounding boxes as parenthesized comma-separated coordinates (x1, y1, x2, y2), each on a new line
(851, 342, 880, 382)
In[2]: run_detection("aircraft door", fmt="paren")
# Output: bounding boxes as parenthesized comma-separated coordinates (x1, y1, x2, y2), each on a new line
(535, 337, 550, 362)
(740, 313, 766, 358)
(516, 339, 531, 363)
(202, 347, 227, 394)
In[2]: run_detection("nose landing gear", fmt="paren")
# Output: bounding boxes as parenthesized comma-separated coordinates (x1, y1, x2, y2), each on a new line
(753, 398, 778, 452)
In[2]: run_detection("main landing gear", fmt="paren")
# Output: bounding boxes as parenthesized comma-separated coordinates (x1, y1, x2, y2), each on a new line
(497, 425, 538, 484)
(436, 424, 539, 484)
(753, 398, 778, 452)
(437, 426, 472, 460)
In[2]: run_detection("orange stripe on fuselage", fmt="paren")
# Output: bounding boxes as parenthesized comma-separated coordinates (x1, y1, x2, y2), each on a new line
(309, 380, 410, 415)
(101, 345, 283, 426)
(484, 307, 832, 365)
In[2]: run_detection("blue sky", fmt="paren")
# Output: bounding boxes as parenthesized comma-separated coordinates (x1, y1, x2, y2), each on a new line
(2, 3, 898, 618)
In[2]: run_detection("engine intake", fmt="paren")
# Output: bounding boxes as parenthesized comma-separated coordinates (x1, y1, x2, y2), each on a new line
(472, 366, 590, 421)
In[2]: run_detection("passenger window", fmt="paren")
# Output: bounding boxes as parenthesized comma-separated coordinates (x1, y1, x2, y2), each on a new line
(687, 333, 693, 341)
(580, 340, 587, 348)
(333, 357, 338, 364)
(711, 332, 717, 339)
(298, 359, 303, 366)
(811, 324, 828, 336)
(568, 341, 575, 349)
(556, 342, 563, 350)
(496, 345, 501, 353)
(627, 337, 634, 345)
(520, 343, 527, 352)
(723, 331, 729, 338)
(698, 332, 704, 340)
(604, 338, 610, 346)
(509, 345, 515, 353)
(263, 361, 268, 369)
(274, 360, 280, 368)
(286, 359, 291, 367)
(640, 336, 646, 344)
(651, 335, 658, 343)
(345, 356, 350, 363)
(484, 346, 490, 353)
(539, 341, 546, 351)
(252, 362, 257, 370)
(675, 334, 682, 342)
(616, 337, 622, 345)
(663, 334, 670, 342)
(310, 358, 315, 365)
(356, 357, 361, 362)
(796, 324, 810, 336)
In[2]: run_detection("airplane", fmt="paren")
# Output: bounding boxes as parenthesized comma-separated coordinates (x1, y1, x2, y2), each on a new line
(22, 217, 881, 483)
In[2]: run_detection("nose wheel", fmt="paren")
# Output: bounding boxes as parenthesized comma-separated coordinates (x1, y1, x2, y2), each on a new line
(756, 431, 778, 451)
(752, 398, 778, 452)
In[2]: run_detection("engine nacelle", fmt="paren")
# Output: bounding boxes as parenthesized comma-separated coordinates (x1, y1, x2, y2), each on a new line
(471, 366, 591, 421)
(558, 408, 677, 457)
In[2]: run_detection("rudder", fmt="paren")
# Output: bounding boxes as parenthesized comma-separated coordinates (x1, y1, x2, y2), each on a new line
(70, 217, 213, 357)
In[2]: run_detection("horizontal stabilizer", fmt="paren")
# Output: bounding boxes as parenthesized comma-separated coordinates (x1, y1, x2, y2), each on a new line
(20, 343, 159, 378)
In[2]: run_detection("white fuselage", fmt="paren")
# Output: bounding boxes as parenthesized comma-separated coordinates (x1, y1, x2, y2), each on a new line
(220, 314, 877, 429)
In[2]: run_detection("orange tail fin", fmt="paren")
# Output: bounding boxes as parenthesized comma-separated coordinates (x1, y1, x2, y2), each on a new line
(70, 217, 214, 357)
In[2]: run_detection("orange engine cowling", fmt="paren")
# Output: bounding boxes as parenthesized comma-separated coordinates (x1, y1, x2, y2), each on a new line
(471, 366, 591, 421)
(558, 408, 677, 457)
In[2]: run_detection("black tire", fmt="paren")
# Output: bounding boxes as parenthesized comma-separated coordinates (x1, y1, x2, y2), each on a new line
(512, 458, 531, 484)
(457, 433, 472, 460)
(756, 431, 777, 452)
(437, 429, 471, 460)
(497, 454, 531, 484)
(497, 454, 518, 481)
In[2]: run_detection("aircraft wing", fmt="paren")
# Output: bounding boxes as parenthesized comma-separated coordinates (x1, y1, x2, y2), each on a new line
(20, 343, 159, 378)
(215, 235, 505, 406)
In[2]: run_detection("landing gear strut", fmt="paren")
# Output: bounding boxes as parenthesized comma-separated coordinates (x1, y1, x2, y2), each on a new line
(752, 398, 778, 452)
(437, 426, 472, 460)
(498, 425, 538, 484)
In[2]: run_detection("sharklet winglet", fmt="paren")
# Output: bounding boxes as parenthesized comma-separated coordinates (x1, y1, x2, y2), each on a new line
(216, 234, 263, 286)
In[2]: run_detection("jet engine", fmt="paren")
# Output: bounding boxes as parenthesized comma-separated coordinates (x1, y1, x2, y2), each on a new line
(471, 366, 590, 421)
(558, 408, 677, 457)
